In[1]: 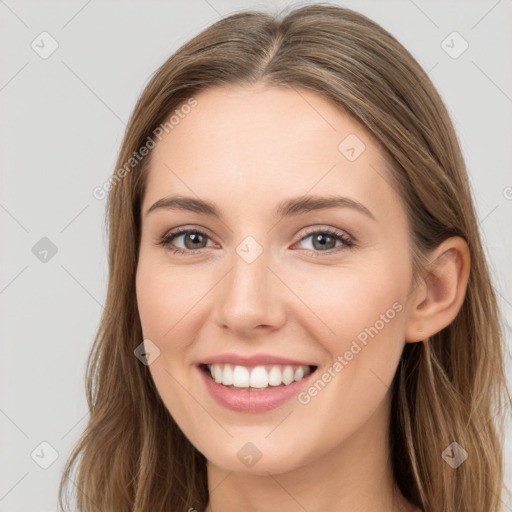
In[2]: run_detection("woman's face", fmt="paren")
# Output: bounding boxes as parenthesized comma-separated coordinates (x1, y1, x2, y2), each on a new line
(136, 84, 418, 475)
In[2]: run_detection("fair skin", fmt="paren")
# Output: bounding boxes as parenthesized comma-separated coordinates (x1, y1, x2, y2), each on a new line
(136, 84, 469, 512)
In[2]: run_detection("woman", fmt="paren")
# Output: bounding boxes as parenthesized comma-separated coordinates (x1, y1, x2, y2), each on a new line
(59, 4, 509, 511)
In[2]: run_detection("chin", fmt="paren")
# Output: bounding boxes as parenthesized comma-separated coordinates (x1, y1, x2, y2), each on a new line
(203, 440, 313, 476)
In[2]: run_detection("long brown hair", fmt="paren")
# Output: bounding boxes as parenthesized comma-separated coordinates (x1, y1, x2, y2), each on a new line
(58, 4, 510, 511)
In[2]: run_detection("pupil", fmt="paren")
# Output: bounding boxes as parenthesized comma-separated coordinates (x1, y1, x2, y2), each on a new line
(185, 232, 205, 249)
(313, 233, 335, 250)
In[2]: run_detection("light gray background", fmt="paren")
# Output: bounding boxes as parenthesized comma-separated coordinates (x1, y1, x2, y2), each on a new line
(1, 0, 511, 510)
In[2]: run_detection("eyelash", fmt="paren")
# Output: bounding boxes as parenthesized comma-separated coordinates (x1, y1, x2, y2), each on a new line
(157, 226, 355, 257)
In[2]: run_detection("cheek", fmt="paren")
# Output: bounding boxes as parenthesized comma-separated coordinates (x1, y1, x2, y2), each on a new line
(136, 267, 174, 338)
(295, 261, 408, 351)
(136, 261, 209, 443)
(291, 254, 410, 417)
(135, 257, 202, 351)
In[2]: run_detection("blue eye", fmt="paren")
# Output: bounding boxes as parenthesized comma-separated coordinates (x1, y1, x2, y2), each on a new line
(158, 227, 354, 256)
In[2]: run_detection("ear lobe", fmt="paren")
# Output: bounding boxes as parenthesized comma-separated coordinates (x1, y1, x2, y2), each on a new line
(405, 237, 470, 343)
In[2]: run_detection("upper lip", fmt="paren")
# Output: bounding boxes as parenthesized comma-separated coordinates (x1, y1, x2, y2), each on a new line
(198, 353, 317, 367)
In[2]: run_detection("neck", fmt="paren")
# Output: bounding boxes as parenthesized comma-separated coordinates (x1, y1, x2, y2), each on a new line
(204, 395, 416, 512)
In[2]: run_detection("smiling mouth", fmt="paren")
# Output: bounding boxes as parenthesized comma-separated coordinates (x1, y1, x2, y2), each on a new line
(200, 363, 318, 391)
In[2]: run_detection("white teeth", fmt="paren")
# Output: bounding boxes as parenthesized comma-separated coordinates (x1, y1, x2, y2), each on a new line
(249, 366, 268, 388)
(282, 366, 294, 385)
(213, 364, 223, 383)
(232, 365, 250, 387)
(206, 363, 313, 389)
(294, 366, 304, 381)
(268, 365, 282, 386)
(222, 364, 233, 385)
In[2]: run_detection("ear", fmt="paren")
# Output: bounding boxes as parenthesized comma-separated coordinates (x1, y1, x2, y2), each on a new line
(405, 236, 470, 343)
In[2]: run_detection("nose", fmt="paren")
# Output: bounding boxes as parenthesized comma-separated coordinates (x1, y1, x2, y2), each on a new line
(212, 244, 287, 337)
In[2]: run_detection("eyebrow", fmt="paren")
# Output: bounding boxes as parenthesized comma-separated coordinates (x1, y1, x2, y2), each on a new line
(145, 194, 375, 221)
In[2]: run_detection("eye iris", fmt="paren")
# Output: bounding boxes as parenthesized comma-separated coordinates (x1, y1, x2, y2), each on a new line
(185, 232, 207, 249)
(169, 230, 345, 252)
(312, 233, 336, 250)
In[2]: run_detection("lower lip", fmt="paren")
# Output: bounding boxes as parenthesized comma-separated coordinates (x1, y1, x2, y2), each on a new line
(198, 366, 316, 413)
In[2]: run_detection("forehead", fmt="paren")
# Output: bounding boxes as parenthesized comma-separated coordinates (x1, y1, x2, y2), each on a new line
(144, 84, 400, 218)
